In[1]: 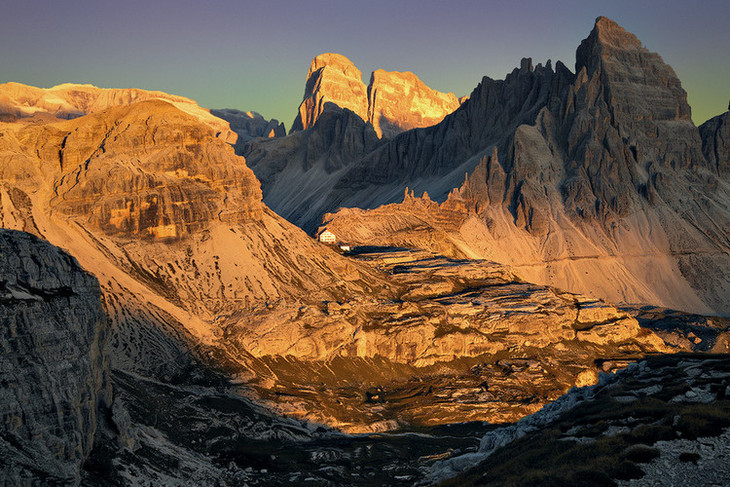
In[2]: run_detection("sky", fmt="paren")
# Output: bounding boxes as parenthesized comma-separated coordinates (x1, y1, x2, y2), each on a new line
(1, 0, 728, 128)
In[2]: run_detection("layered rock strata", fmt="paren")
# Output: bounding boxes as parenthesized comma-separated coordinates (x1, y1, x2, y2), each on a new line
(0, 229, 109, 484)
(232, 248, 675, 432)
(700, 108, 730, 175)
(0, 96, 391, 385)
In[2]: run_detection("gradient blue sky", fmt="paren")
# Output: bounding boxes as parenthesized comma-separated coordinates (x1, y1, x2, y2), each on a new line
(1, 0, 728, 127)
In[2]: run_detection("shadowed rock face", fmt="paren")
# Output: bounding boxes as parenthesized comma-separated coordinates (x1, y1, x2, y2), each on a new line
(432, 354, 730, 486)
(246, 55, 462, 230)
(0, 81, 682, 436)
(0, 229, 109, 484)
(319, 17, 730, 315)
(210, 109, 285, 154)
(700, 109, 730, 175)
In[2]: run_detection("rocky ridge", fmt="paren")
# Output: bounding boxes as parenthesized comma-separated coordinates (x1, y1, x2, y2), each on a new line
(0, 29, 728, 484)
(0, 82, 237, 143)
(210, 108, 285, 153)
(0, 86, 691, 434)
(0, 96, 393, 383)
(318, 17, 730, 315)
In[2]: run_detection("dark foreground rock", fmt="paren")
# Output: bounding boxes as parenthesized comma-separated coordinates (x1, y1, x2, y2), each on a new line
(432, 354, 730, 486)
(0, 229, 109, 485)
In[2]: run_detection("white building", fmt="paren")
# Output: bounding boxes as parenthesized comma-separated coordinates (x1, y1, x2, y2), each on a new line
(318, 230, 336, 244)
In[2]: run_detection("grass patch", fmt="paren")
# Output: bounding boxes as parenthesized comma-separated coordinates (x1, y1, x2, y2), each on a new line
(678, 452, 701, 464)
(621, 445, 660, 463)
(674, 403, 730, 440)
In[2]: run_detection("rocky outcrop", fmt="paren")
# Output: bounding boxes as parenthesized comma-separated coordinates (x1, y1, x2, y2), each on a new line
(0, 82, 236, 142)
(0, 94, 393, 382)
(47, 101, 264, 239)
(0, 229, 109, 484)
(290, 53, 370, 133)
(231, 248, 674, 431)
(367, 69, 461, 138)
(700, 109, 730, 175)
(0, 88, 682, 435)
(431, 355, 730, 486)
(210, 109, 285, 154)
(249, 55, 462, 229)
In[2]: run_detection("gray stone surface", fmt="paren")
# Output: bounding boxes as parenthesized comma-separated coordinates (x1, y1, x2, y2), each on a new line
(700, 109, 730, 175)
(0, 229, 109, 484)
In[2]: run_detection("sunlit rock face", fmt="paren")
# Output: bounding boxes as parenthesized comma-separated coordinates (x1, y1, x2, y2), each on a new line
(0, 229, 109, 484)
(367, 69, 461, 138)
(288, 52, 461, 138)
(0, 94, 391, 384)
(0, 82, 236, 142)
(235, 248, 677, 433)
(290, 53, 370, 133)
(48, 101, 264, 239)
(0, 79, 683, 436)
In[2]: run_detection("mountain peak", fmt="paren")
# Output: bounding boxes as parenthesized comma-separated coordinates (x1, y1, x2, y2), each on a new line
(290, 53, 462, 137)
(308, 52, 363, 80)
(576, 16, 642, 73)
(290, 52, 369, 133)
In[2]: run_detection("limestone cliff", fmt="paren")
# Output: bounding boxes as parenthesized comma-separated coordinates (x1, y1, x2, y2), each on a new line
(289, 52, 461, 137)
(0, 81, 682, 435)
(290, 53, 370, 133)
(0, 97, 393, 379)
(367, 68, 461, 138)
(0, 229, 109, 484)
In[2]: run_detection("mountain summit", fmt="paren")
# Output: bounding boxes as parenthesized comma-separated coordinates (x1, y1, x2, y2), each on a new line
(289, 52, 461, 137)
